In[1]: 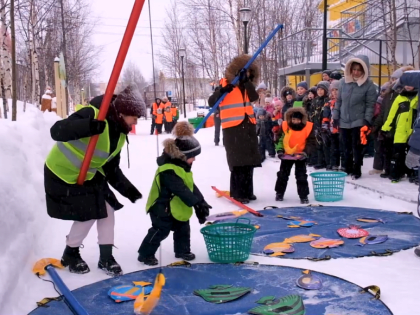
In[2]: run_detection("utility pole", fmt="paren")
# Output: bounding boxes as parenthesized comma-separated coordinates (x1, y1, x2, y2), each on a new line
(322, 0, 328, 71)
(59, 0, 69, 115)
(10, 0, 17, 121)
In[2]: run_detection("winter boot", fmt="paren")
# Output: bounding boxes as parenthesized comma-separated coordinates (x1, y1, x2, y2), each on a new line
(233, 197, 250, 204)
(61, 246, 90, 274)
(314, 164, 326, 170)
(138, 255, 159, 266)
(275, 193, 284, 201)
(326, 165, 333, 171)
(300, 197, 309, 204)
(369, 169, 382, 175)
(98, 245, 123, 276)
(332, 166, 339, 171)
(380, 172, 389, 178)
(248, 194, 257, 201)
(352, 165, 362, 179)
(175, 252, 196, 261)
(414, 246, 420, 257)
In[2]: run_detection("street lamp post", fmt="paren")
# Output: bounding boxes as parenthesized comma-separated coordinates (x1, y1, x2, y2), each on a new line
(322, 0, 328, 71)
(81, 88, 85, 104)
(239, 7, 251, 54)
(179, 48, 187, 118)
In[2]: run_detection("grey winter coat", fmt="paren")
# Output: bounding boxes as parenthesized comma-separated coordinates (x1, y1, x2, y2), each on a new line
(333, 55, 378, 129)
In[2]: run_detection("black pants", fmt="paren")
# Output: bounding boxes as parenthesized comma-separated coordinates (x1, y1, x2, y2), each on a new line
(258, 136, 275, 160)
(155, 123, 163, 134)
(363, 132, 375, 157)
(275, 160, 309, 198)
(138, 210, 191, 258)
(390, 143, 408, 180)
(373, 135, 384, 171)
(341, 127, 363, 175)
(331, 133, 340, 167)
(317, 132, 331, 167)
(164, 121, 173, 133)
(230, 166, 254, 199)
(150, 118, 156, 135)
(214, 114, 221, 144)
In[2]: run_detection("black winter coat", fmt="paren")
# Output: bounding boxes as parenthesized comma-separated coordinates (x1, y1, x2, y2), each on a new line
(149, 153, 204, 218)
(208, 82, 261, 170)
(44, 96, 142, 222)
(373, 88, 398, 135)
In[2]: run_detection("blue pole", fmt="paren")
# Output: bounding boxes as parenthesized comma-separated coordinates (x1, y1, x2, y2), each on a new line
(194, 24, 284, 134)
(46, 265, 89, 315)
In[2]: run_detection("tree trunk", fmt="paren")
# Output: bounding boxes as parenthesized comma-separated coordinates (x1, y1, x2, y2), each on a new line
(0, 77, 6, 119)
(10, 0, 16, 121)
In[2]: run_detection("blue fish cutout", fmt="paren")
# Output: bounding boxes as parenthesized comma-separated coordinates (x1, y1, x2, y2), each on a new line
(356, 235, 388, 246)
(108, 282, 153, 303)
(296, 270, 322, 290)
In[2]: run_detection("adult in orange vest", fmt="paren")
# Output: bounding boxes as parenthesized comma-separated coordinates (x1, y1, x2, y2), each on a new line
(171, 103, 179, 126)
(208, 55, 260, 204)
(154, 98, 164, 134)
(161, 97, 173, 133)
(274, 107, 316, 203)
(150, 98, 163, 135)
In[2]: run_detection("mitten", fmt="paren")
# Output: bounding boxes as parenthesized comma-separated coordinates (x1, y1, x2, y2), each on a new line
(194, 200, 212, 224)
(277, 150, 285, 159)
(406, 150, 420, 169)
(90, 119, 106, 135)
(219, 84, 235, 94)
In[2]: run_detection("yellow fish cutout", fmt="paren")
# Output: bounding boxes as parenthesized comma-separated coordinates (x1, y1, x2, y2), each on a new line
(32, 258, 64, 276)
(216, 190, 230, 198)
(283, 129, 299, 155)
(263, 242, 295, 256)
(134, 272, 166, 315)
(133, 281, 152, 287)
(284, 234, 320, 244)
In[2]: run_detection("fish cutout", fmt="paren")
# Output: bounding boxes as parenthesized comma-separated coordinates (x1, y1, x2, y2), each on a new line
(287, 220, 317, 228)
(108, 282, 153, 303)
(254, 225, 261, 229)
(337, 225, 369, 239)
(356, 235, 388, 246)
(276, 215, 303, 220)
(215, 190, 230, 197)
(206, 210, 248, 222)
(310, 237, 344, 249)
(134, 272, 165, 314)
(194, 285, 251, 303)
(296, 270, 322, 290)
(356, 217, 385, 224)
(248, 294, 305, 315)
(263, 242, 295, 256)
(284, 234, 320, 244)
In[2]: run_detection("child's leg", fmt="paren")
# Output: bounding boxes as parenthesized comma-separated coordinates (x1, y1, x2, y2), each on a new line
(321, 133, 331, 167)
(173, 219, 191, 255)
(295, 160, 309, 198)
(156, 124, 163, 134)
(267, 137, 276, 157)
(138, 210, 172, 258)
(275, 160, 294, 197)
(331, 134, 340, 167)
(258, 136, 266, 161)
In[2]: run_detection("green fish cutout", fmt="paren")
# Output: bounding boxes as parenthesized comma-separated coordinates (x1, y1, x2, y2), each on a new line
(194, 285, 251, 303)
(248, 294, 305, 315)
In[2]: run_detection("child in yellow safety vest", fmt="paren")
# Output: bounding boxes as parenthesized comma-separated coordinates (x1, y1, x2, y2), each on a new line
(138, 122, 212, 266)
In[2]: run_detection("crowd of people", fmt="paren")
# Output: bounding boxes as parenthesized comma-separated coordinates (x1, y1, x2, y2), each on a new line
(150, 96, 179, 135)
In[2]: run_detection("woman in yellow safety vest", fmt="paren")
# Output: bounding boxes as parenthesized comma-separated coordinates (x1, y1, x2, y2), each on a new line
(44, 86, 144, 276)
(208, 55, 261, 204)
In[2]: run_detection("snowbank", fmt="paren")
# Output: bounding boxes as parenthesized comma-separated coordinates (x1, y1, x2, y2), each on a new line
(0, 104, 59, 313)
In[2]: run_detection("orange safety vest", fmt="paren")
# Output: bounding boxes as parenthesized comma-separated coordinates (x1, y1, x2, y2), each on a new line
(219, 78, 256, 129)
(171, 107, 177, 117)
(164, 104, 173, 122)
(281, 121, 313, 155)
(152, 102, 159, 115)
(155, 103, 164, 124)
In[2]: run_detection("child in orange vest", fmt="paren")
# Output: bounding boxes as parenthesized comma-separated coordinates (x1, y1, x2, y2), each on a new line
(274, 107, 316, 204)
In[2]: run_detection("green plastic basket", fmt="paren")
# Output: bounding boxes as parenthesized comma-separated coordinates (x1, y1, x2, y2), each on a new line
(188, 117, 204, 129)
(200, 218, 257, 263)
(310, 171, 347, 202)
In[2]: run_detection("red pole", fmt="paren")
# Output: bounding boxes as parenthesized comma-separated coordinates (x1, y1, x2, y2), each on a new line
(77, 0, 146, 185)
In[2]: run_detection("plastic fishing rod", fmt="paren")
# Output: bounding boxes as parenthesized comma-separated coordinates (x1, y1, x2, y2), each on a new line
(194, 24, 284, 134)
(45, 265, 89, 315)
(77, 0, 146, 185)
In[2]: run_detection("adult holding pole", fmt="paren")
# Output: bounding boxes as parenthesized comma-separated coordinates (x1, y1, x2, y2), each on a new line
(208, 55, 260, 204)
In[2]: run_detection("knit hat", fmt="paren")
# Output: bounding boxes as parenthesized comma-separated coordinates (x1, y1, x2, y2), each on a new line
(283, 89, 294, 97)
(169, 122, 201, 159)
(291, 110, 304, 120)
(257, 108, 267, 117)
(256, 82, 267, 90)
(114, 86, 146, 117)
(273, 97, 282, 107)
(317, 81, 330, 93)
(381, 82, 391, 91)
(330, 80, 340, 91)
(330, 71, 342, 80)
(265, 97, 273, 103)
(391, 68, 404, 79)
(297, 81, 308, 90)
(322, 70, 332, 76)
(308, 87, 317, 96)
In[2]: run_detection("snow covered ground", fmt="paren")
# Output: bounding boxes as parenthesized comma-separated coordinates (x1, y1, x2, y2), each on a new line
(0, 105, 419, 314)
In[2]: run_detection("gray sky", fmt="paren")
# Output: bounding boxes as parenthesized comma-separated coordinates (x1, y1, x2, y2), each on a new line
(90, 0, 172, 82)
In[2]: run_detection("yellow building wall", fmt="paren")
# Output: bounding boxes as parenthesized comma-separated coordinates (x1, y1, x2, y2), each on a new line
(369, 64, 391, 86)
(286, 73, 324, 91)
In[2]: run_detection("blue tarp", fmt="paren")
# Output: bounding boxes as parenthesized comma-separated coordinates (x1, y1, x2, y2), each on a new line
(30, 263, 392, 315)
(237, 206, 420, 260)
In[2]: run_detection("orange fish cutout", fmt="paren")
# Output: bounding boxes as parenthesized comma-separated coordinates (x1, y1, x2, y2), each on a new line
(215, 190, 230, 198)
(134, 272, 165, 315)
(263, 242, 295, 256)
(284, 234, 320, 244)
(310, 238, 344, 249)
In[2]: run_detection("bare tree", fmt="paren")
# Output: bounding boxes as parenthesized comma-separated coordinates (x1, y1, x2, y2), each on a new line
(121, 60, 148, 92)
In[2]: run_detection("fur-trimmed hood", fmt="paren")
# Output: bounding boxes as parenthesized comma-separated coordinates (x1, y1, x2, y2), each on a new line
(284, 107, 308, 125)
(225, 54, 260, 86)
(162, 122, 201, 161)
(344, 55, 370, 86)
(280, 86, 296, 102)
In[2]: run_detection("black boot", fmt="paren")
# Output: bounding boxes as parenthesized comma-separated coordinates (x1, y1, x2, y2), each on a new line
(232, 197, 250, 204)
(248, 194, 257, 201)
(175, 252, 196, 261)
(275, 193, 284, 201)
(138, 255, 158, 266)
(61, 246, 90, 274)
(98, 245, 123, 276)
(300, 197, 309, 204)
